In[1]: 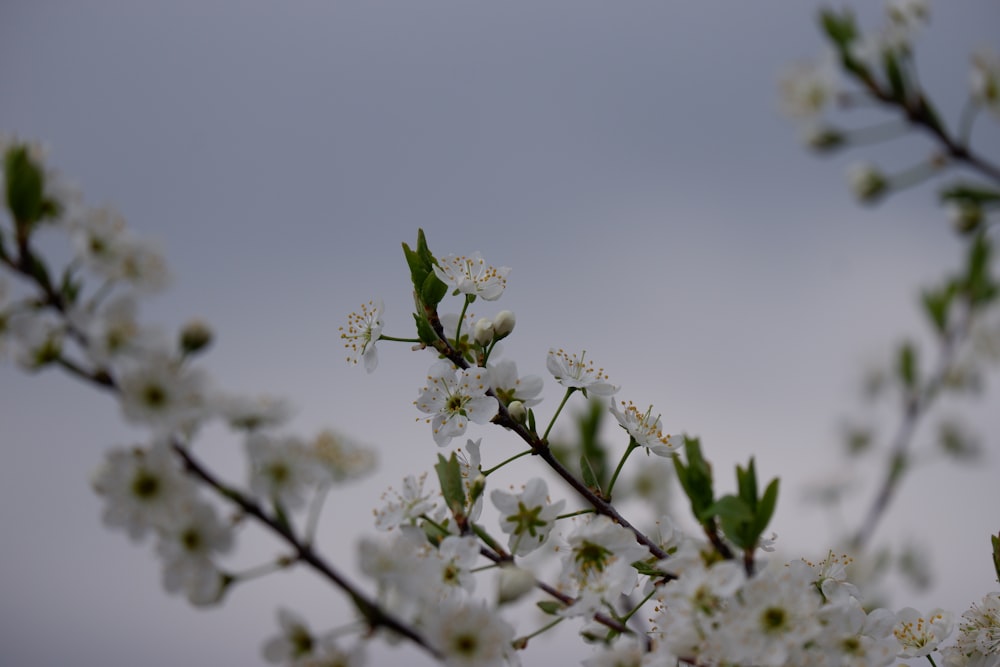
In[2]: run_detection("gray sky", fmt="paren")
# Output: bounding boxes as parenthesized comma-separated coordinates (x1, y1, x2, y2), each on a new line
(2, 2, 999, 666)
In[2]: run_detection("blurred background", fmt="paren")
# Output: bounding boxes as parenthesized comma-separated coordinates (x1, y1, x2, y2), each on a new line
(2, 1, 999, 665)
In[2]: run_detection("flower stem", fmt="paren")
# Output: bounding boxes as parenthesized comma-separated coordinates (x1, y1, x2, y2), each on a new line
(482, 448, 534, 476)
(515, 617, 565, 645)
(542, 388, 576, 442)
(606, 439, 640, 499)
(377, 334, 421, 343)
(555, 508, 595, 521)
(455, 295, 472, 343)
(621, 588, 656, 624)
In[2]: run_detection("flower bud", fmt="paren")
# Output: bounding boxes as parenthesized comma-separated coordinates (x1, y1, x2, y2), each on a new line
(497, 565, 536, 605)
(507, 400, 527, 423)
(847, 162, 888, 204)
(468, 473, 487, 506)
(947, 203, 983, 235)
(473, 317, 494, 346)
(180, 319, 213, 354)
(493, 310, 516, 338)
(801, 126, 844, 153)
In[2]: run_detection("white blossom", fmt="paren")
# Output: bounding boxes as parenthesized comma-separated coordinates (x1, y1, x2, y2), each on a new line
(610, 399, 683, 457)
(91, 442, 197, 540)
(546, 348, 618, 396)
(339, 298, 383, 373)
(415, 360, 498, 447)
(246, 433, 319, 509)
(491, 477, 564, 556)
(433, 252, 510, 301)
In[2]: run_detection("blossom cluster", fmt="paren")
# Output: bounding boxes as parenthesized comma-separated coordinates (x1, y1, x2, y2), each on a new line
(4, 1, 1000, 663)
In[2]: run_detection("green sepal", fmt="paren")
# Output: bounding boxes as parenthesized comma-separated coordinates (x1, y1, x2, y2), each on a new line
(536, 600, 564, 615)
(434, 452, 467, 519)
(527, 408, 537, 435)
(896, 340, 918, 390)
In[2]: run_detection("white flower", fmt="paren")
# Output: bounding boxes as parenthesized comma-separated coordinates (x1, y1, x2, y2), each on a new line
(246, 433, 319, 509)
(847, 162, 888, 203)
(456, 439, 485, 522)
(423, 599, 518, 667)
(884, 0, 929, 48)
(779, 58, 838, 119)
(374, 473, 438, 531)
(559, 515, 650, 605)
(943, 592, 1000, 666)
(893, 607, 954, 658)
(971, 47, 1000, 119)
(433, 252, 510, 301)
(339, 298, 383, 373)
(430, 535, 481, 597)
(91, 442, 197, 540)
(6, 310, 63, 369)
(489, 359, 543, 408)
(155, 501, 233, 606)
(213, 392, 294, 431)
(546, 348, 618, 396)
(491, 477, 565, 556)
(71, 205, 169, 292)
(610, 400, 682, 457)
(72, 294, 166, 366)
(309, 429, 377, 483)
(717, 563, 824, 666)
(263, 608, 315, 664)
(297, 639, 366, 667)
(415, 360, 499, 446)
(582, 637, 672, 667)
(118, 351, 209, 433)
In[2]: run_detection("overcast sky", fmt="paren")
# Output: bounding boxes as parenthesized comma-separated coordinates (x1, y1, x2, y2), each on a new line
(2, 2, 999, 666)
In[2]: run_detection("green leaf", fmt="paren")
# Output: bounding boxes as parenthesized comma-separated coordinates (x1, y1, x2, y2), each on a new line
(736, 458, 758, 510)
(819, 9, 858, 50)
(412, 312, 438, 345)
(536, 600, 564, 615)
(882, 50, 907, 102)
(921, 285, 954, 335)
(674, 437, 714, 519)
(580, 453, 602, 496)
(940, 183, 1000, 205)
(754, 478, 780, 537)
(701, 494, 754, 524)
(420, 271, 448, 307)
(992, 533, 1000, 584)
(4, 145, 45, 226)
(402, 229, 438, 296)
(896, 341, 918, 390)
(964, 235, 997, 307)
(631, 560, 669, 577)
(434, 453, 466, 518)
